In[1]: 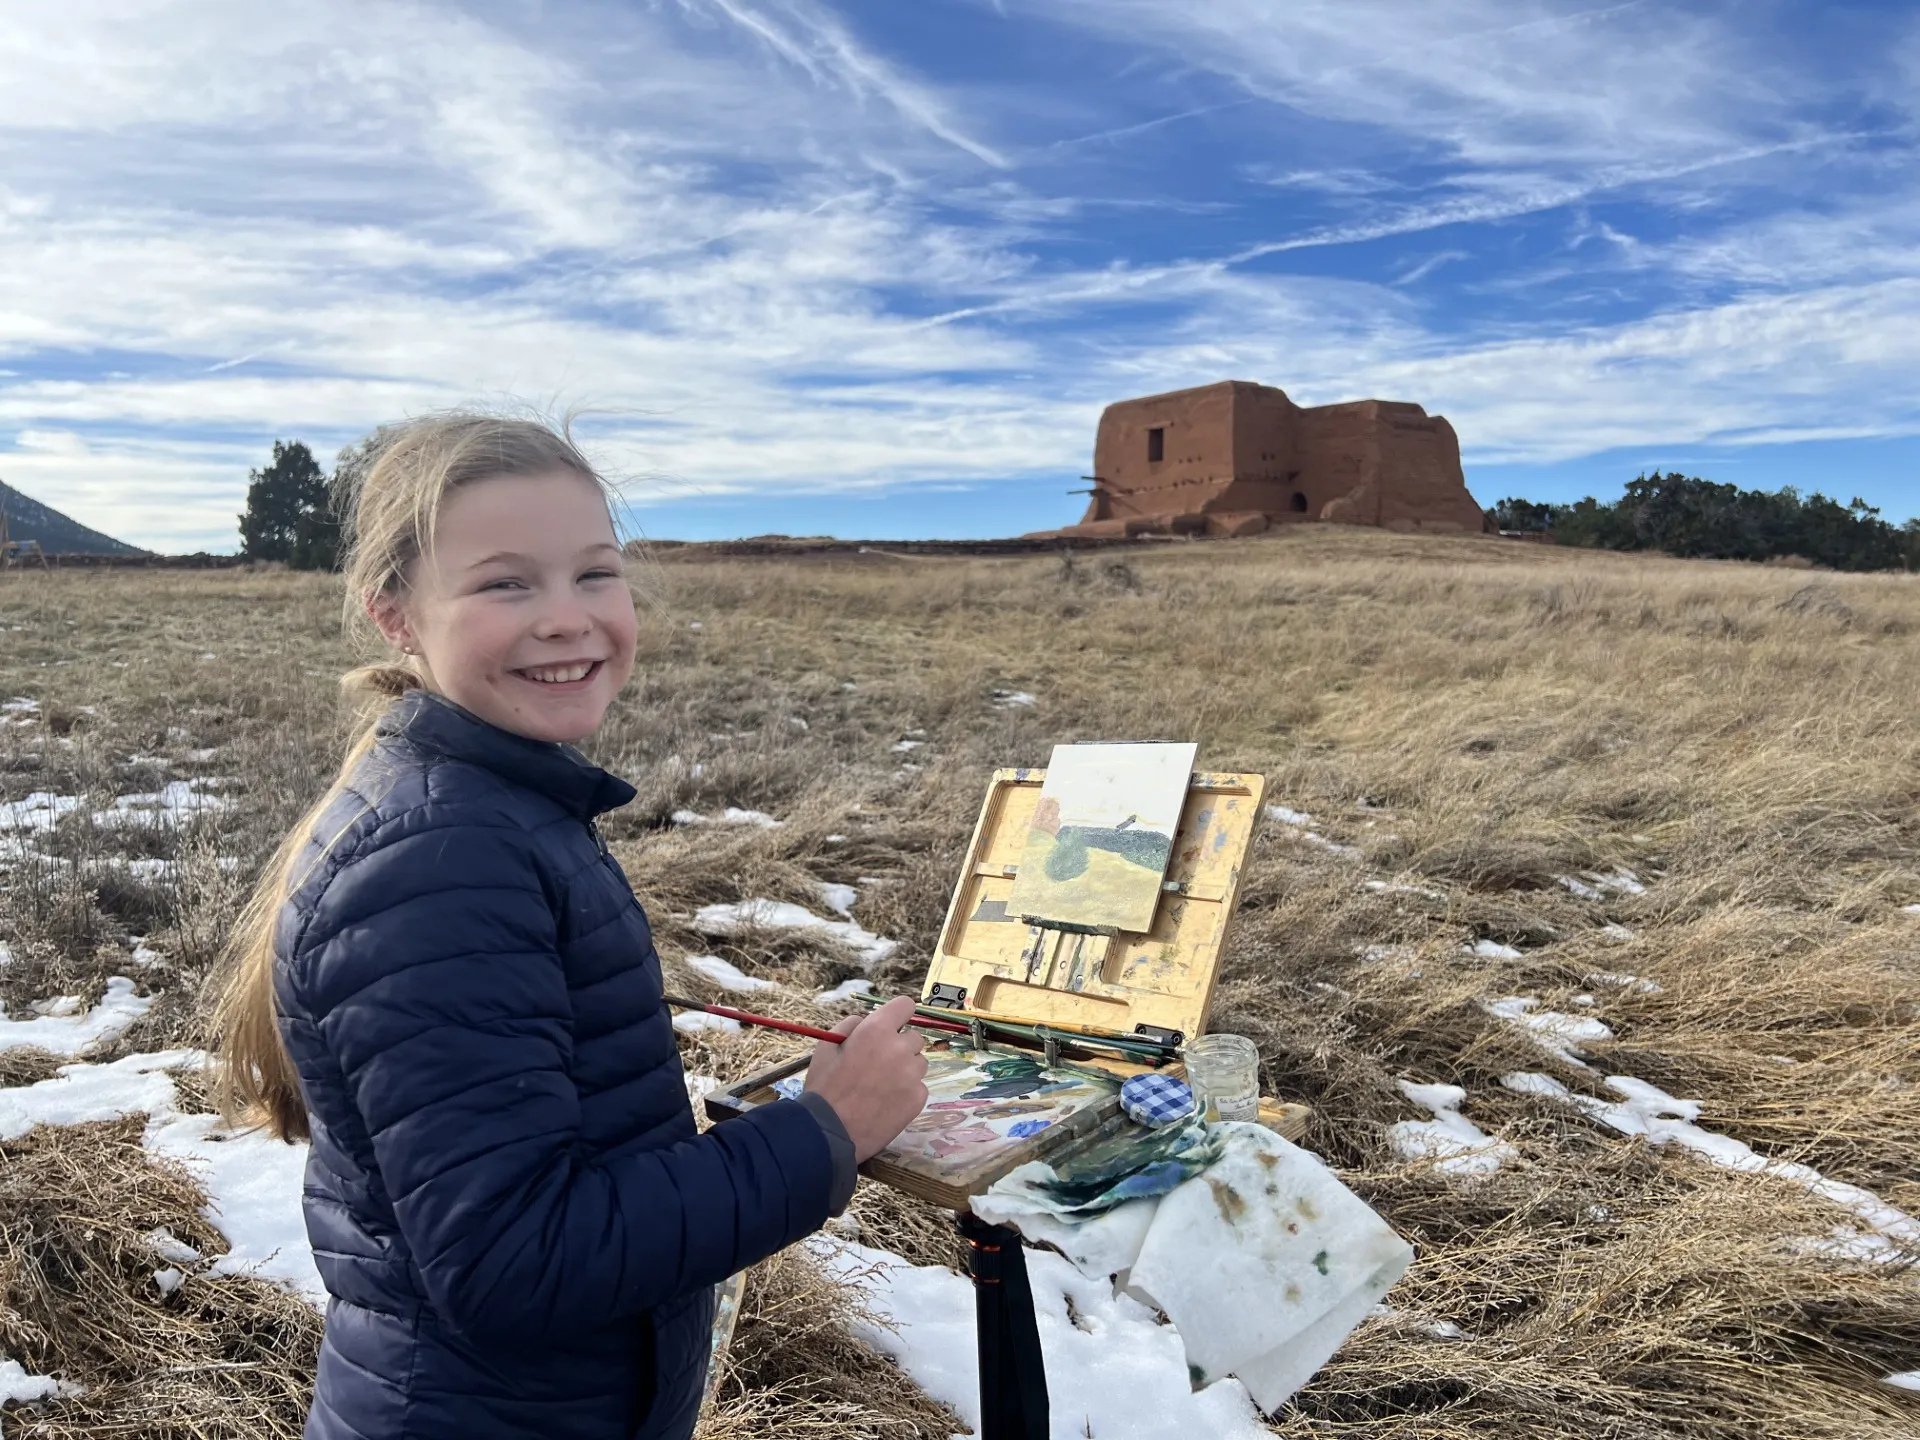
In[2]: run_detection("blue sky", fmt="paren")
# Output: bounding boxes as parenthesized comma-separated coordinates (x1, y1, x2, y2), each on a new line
(1, 0, 1917, 551)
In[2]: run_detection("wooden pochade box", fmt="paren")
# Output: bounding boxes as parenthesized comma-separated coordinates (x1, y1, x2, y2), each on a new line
(706, 767, 1303, 1210)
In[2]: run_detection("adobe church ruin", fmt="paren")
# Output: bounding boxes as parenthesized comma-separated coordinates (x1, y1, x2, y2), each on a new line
(1032, 380, 1488, 539)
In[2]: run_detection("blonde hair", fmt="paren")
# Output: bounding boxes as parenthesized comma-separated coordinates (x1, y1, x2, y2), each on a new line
(212, 412, 616, 1141)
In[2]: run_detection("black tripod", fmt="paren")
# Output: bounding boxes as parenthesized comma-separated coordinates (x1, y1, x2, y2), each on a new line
(956, 1212, 1050, 1440)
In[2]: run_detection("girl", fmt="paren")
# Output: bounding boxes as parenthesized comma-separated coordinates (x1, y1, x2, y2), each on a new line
(213, 414, 930, 1440)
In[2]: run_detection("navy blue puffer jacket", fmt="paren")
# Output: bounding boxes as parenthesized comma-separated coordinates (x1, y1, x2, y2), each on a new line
(274, 691, 843, 1439)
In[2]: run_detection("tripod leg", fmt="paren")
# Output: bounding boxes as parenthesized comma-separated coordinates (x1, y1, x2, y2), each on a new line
(958, 1212, 1050, 1440)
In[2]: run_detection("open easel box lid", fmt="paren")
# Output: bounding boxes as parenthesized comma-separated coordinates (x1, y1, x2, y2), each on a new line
(922, 766, 1266, 1059)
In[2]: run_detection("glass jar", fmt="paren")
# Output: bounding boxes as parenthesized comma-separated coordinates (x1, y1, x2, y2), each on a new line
(1182, 1033, 1261, 1123)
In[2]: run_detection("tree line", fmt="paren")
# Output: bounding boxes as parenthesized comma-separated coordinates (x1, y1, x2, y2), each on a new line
(236, 431, 389, 569)
(1488, 472, 1920, 572)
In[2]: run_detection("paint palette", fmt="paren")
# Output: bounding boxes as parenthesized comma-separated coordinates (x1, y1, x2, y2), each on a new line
(706, 763, 1267, 1209)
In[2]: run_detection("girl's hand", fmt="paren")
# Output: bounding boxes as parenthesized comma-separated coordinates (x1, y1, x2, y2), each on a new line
(804, 995, 930, 1163)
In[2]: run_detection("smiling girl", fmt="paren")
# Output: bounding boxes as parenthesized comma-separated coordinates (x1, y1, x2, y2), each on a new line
(213, 414, 929, 1440)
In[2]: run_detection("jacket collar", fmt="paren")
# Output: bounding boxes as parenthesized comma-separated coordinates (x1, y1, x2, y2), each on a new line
(378, 689, 637, 820)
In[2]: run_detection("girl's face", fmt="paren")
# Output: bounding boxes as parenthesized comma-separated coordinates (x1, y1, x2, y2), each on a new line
(372, 471, 638, 744)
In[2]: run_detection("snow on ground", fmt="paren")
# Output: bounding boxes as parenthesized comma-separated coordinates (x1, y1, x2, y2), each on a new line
(991, 689, 1037, 708)
(0, 1050, 325, 1305)
(1904, 905, 1920, 916)
(814, 977, 875, 1006)
(1599, 923, 1636, 943)
(1386, 1081, 1517, 1176)
(672, 1011, 742, 1036)
(1365, 878, 1444, 900)
(1466, 940, 1524, 960)
(693, 898, 898, 969)
(669, 807, 783, 829)
(0, 976, 150, 1056)
(0, 1358, 83, 1404)
(91, 779, 229, 828)
(0, 791, 80, 834)
(1485, 997, 1613, 1068)
(1503, 1071, 1920, 1246)
(682, 954, 779, 994)
(1586, 971, 1661, 994)
(1885, 1371, 1920, 1391)
(812, 1236, 1275, 1440)
(818, 882, 858, 917)
(1263, 805, 1360, 860)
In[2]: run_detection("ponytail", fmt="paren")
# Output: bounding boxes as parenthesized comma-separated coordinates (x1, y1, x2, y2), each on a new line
(211, 665, 425, 1141)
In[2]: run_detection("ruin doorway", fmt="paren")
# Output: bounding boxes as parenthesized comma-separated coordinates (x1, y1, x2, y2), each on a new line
(1289, 491, 1308, 513)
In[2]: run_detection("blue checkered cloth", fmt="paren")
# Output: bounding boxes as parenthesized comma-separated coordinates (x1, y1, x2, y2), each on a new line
(1121, 1073, 1195, 1128)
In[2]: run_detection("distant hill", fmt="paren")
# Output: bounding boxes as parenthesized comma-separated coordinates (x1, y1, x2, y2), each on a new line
(0, 477, 147, 556)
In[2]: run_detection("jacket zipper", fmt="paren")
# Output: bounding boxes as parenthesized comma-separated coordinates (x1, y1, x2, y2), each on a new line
(585, 817, 610, 857)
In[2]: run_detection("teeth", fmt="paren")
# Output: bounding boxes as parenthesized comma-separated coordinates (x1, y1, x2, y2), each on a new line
(524, 663, 593, 684)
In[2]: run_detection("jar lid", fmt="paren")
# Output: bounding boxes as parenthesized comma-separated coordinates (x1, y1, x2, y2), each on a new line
(1121, 1073, 1195, 1127)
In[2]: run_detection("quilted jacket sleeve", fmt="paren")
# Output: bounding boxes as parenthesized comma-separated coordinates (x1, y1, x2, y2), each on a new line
(290, 809, 837, 1343)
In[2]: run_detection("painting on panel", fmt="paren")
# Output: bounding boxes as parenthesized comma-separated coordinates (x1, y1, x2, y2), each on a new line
(872, 1043, 1119, 1180)
(1006, 741, 1197, 933)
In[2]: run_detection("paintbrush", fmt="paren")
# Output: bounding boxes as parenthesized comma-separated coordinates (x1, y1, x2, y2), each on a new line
(849, 992, 1178, 1056)
(661, 994, 970, 1044)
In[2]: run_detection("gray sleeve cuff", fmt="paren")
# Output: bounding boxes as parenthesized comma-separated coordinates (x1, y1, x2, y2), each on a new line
(795, 1090, 858, 1216)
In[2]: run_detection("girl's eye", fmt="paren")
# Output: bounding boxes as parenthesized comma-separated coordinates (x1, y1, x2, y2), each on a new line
(482, 578, 527, 592)
(581, 569, 620, 582)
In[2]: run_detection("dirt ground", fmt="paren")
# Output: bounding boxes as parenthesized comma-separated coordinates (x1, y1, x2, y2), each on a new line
(2, 527, 1916, 1437)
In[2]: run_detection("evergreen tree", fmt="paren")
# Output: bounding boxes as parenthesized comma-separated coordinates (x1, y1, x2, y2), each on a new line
(238, 440, 337, 568)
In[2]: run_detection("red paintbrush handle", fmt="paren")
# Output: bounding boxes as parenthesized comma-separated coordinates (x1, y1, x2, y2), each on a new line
(663, 993, 971, 1042)
(699, 1002, 848, 1043)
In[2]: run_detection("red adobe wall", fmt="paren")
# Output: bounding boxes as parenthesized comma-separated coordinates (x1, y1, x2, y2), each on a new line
(1036, 380, 1486, 539)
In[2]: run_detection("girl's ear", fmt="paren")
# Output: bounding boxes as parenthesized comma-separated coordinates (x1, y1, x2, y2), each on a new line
(366, 591, 419, 656)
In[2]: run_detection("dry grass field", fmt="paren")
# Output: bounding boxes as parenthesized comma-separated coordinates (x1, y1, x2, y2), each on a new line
(2, 527, 1917, 1438)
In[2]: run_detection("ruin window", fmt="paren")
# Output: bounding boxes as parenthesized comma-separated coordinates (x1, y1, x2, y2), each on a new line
(1290, 491, 1309, 513)
(1146, 427, 1164, 463)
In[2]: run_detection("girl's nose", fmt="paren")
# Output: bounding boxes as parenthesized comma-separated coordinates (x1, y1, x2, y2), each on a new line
(533, 597, 592, 638)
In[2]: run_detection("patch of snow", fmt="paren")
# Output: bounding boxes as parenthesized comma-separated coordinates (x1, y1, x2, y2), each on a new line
(1555, 875, 1602, 900)
(131, 944, 166, 969)
(788, 716, 808, 730)
(814, 977, 875, 1006)
(145, 1227, 201, 1264)
(672, 1010, 741, 1036)
(0, 790, 80, 834)
(1357, 944, 1412, 963)
(153, 1265, 185, 1294)
(0, 1049, 326, 1305)
(891, 738, 923, 753)
(92, 779, 229, 829)
(1586, 970, 1661, 994)
(818, 882, 858, 916)
(683, 1073, 722, 1105)
(187, 747, 220, 762)
(0, 1358, 84, 1404)
(1265, 805, 1312, 827)
(1466, 940, 1524, 960)
(669, 807, 783, 828)
(0, 976, 152, 1057)
(1503, 1072, 1920, 1246)
(694, 898, 898, 969)
(1300, 831, 1361, 860)
(1485, 997, 1613, 1067)
(1599, 923, 1636, 943)
(824, 833, 849, 844)
(1385, 1081, 1517, 1177)
(812, 1236, 1274, 1439)
(1426, 1320, 1467, 1339)
(1883, 1371, 1920, 1392)
(1904, 904, 1920, 916)
(1365, 878, 1444, 900)
(682, 953, 779, 994)
(991, 689, 1037, 708)
(0, 942, 10, 967)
